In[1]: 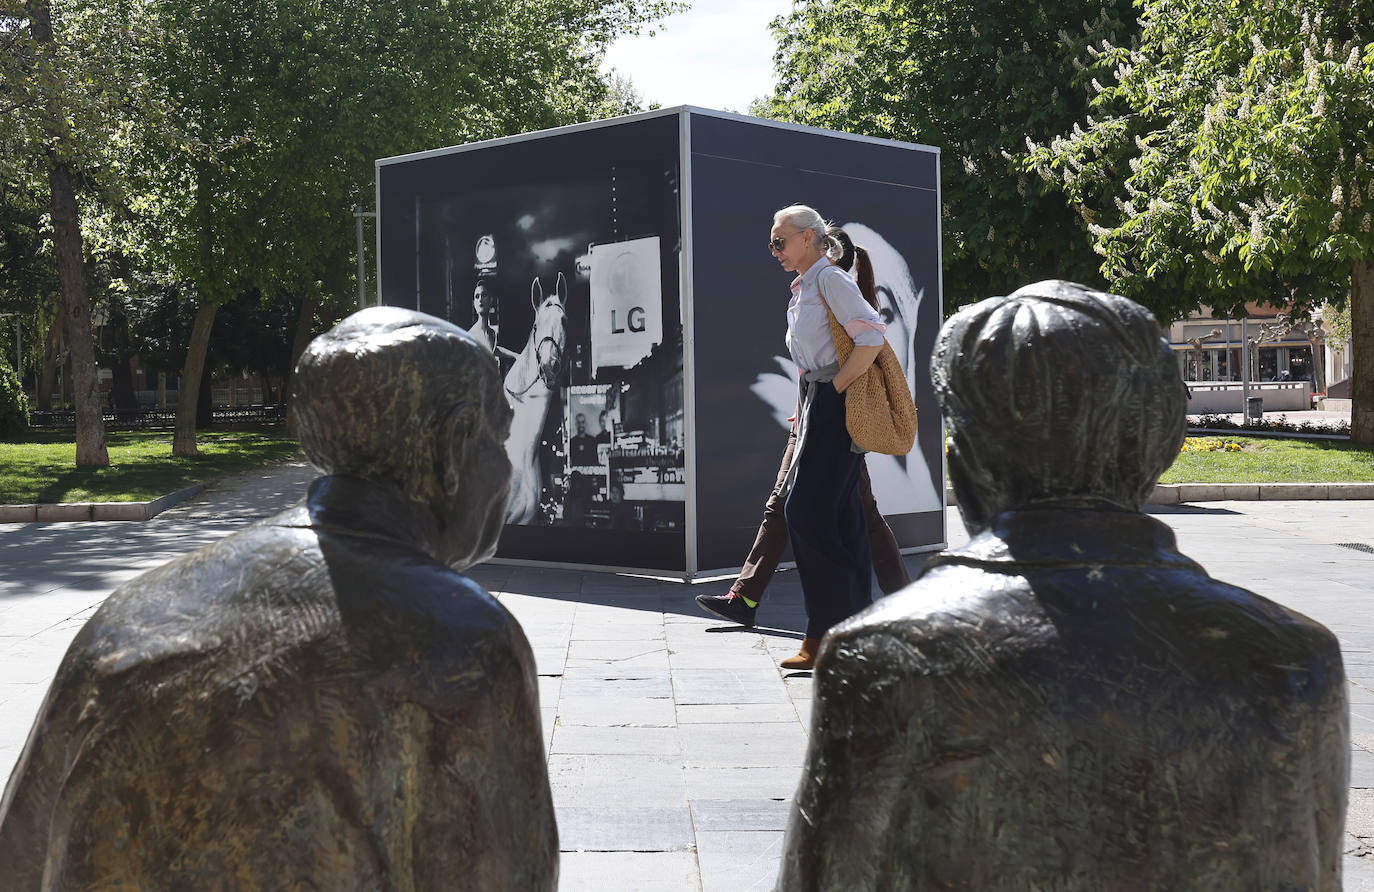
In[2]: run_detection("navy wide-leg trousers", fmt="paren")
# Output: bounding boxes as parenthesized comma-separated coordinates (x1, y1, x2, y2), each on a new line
(784, 381, 873, 640)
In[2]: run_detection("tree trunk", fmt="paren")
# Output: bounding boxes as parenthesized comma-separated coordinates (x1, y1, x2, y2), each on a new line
(28, 0, 107, 465)
(283, 290, 319, 438)
(38, 313, 60, 410)
(173, 301, 218, 456)
(1351, 258, 1373, 446)
(107, 298, 138, 410)
(49, 159, 109, 466)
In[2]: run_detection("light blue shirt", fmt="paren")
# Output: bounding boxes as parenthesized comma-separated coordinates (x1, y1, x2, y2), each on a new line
(785, 257, 886, 372)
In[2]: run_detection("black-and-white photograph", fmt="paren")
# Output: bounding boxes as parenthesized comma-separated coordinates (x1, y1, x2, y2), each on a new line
(378, 109, 942, 574)
(567, 387, 612, 471)
(377, 115, 687, 569)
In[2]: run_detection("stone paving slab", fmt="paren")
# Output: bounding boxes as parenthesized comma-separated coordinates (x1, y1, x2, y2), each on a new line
(680, 723, 808, 769)
(555, 805, 695, 852)
(1, 463, 1372, 887)
(559, 851, 700, 891)
(552, 725, 682, 757)
(690, 798, 793, 832)
(555, 695, 678, 728)
(547, 754, 688, 808)
(696, 830, 785, 892)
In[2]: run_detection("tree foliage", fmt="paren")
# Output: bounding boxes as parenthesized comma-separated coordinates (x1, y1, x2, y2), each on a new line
(113, 0, 672, 454)
(3, 0, 672, 453)
(761, 0, 1139, 306)
(0, 359, 29, 438)
(1027, 0, 1374, 442)
(1028, 0, 1373, 313)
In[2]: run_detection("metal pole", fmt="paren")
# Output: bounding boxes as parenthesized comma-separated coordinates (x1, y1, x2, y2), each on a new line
(354, 205, 367, 311)
(1240, 317, 1251, 422)
(1223, 313, 1231, 380)
(353, 206, 377, 310)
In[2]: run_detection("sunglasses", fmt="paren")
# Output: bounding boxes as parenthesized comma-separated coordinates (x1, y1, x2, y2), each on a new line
(768, 231, 803, 254)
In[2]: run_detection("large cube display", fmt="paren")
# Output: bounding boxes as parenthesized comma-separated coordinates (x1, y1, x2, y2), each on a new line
(376, 107, 945, 577)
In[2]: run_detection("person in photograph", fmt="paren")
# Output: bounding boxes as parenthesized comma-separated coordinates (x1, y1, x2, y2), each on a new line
(471, 281, 499, 355)
(607, 482, 639, 530)
(596, 410, 612, 449)
(696, 227, 909, 629)
(569, 412, 598, 465)
(563, 470, 593, 525)
(765, 205, 886, 671)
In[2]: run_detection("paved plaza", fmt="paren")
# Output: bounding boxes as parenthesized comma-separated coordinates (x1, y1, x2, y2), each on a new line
(1, 459, 1371, 890)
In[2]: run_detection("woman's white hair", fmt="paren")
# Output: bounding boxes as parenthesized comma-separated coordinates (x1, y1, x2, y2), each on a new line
(773, 204, 831, 252)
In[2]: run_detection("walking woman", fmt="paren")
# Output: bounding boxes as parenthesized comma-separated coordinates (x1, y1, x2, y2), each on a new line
(769, 205, 886, 670)
(695, 226, 908, 630)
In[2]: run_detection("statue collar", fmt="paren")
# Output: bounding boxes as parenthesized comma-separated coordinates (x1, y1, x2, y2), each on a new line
(931, 504, 1202, 572)
(286, 474, 443, 558)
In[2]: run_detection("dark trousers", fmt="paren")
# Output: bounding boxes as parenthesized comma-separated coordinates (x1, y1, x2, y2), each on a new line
(729, 431, 909, 602)
(783, 382, 874, 640)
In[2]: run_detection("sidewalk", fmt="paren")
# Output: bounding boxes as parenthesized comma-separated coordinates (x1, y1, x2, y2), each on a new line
(1, 461, 1371, 890)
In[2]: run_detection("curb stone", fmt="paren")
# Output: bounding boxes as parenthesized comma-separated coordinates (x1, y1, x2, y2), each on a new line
(5, 478, 1372, 524)
(946, 484, 1374, 507)
(0, 482, 206, 524)
(1149, 482, 1374, 504)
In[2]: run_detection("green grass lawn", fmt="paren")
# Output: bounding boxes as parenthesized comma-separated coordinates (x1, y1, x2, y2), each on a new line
(0, 428, 302, 504)
(1160, 436, 1374, 484)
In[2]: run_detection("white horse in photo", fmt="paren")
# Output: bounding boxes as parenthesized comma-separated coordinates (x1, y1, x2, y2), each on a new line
(503, 273, 567, 525)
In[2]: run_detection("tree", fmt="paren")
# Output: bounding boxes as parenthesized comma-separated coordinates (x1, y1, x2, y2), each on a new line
(1027, 0, 1374, 443)
(0, 176, 58, 398)
(2, 0, 142, 463)
(120, 0, 672, 455)
(761, 0, 1139, 306)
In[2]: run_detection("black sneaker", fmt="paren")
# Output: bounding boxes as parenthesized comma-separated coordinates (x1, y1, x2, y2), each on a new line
(695, 592, 757, 628)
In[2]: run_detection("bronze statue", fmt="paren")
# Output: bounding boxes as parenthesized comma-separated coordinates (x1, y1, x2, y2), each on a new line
(0, 308, 558, 890)
(778, 281, 1348, 890)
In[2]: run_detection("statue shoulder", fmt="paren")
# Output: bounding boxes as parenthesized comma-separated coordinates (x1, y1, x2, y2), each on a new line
(824, 563, 1041, 677)
(74, 517, 323, 671)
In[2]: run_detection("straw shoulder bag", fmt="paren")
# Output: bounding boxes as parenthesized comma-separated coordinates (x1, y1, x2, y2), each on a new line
(824, 303, 917, 455)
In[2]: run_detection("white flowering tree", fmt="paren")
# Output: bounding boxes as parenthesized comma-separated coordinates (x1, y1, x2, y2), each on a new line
(1028, 0, 1374, 444)
(761, 0, 1139, 306)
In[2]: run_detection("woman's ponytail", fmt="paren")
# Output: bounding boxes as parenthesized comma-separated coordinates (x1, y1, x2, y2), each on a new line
(854, 246, 879, 311)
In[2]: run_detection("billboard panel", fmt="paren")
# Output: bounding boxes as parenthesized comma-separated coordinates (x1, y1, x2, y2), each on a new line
(687, 112, 945, 573)
(378, 114, 686, 571)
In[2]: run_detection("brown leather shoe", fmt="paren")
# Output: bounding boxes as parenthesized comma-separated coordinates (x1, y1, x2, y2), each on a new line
(780, 637, 821, 670)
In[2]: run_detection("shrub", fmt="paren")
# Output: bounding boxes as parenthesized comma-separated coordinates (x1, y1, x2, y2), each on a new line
(1191, 412, 1351, 435)
(0, 362, 30, 438)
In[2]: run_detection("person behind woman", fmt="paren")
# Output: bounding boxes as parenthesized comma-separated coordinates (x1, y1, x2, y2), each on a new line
(696, 227, 909, 631)
(766, 205, 886, 670)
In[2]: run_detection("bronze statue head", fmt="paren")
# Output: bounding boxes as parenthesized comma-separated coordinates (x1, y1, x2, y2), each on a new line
(293, 307, 513, 569)
(931, 280, 1187, 529)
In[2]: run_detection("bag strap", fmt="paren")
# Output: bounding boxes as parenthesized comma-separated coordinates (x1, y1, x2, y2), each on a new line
(815, 264, 856, 364)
